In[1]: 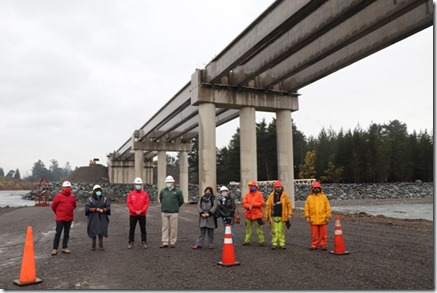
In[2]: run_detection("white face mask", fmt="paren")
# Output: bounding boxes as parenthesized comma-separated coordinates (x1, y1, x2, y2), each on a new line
(165, 183, 172, 188)
(221, 191, 228, 197)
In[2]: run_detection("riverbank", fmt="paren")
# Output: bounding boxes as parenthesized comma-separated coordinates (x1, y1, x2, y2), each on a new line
(22, 182, 434, 204)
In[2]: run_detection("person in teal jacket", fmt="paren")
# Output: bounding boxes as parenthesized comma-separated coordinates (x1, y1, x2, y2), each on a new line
(159, 175, 184, 248)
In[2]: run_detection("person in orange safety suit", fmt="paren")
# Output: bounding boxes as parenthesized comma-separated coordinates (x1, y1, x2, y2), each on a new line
(304, 181, 332, 250)
(242, 180, 265, 246)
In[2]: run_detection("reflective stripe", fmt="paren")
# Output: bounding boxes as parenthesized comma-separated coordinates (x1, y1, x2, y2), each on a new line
(224, 238, 233, 244)
(335, 230, 343, 235)
(335, 220, 340, 226)
(225, 226, 231, 234)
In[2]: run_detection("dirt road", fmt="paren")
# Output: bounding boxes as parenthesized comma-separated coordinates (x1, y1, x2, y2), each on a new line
(0, 200, 433, 290)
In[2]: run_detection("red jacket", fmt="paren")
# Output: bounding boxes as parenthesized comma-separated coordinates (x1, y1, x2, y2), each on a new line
(242, 189, 265, 220)
(127, 189, 150, 216)
(51, 189, 77, 221)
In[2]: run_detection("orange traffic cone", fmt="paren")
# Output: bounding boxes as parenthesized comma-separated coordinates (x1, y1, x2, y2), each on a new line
(217, 223, 240, 267)
(13, 226, 42, 286)
(330, 215, 350, 255)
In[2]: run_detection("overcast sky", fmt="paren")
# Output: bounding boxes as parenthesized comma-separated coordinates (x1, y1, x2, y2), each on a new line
(0, 1, 433, 178)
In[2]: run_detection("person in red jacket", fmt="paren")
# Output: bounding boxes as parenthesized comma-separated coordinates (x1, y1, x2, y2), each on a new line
(51, 181, 77, 256)
(127, 177, 150, 249)
(242, 180, 265, 246)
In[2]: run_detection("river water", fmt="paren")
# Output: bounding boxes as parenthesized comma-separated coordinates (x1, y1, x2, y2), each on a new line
(0, 190, 433, 221)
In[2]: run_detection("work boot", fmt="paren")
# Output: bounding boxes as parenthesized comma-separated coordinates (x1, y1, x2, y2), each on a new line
(142, 241, 148, 249)
(51, 249, 58, 256)
(92, 237, 96, 251)
(98, 235, 104, 250)
(128, 242, 133, 249)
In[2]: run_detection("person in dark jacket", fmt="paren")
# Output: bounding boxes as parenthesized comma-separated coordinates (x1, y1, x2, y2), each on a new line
(159, 175, 184, 248)
(51, 181, 77, 255)
(85, 185, 111, 250)
(127, 177, 150, 249)
(191, 186, 219, 249)
(217, 186, 238, 244)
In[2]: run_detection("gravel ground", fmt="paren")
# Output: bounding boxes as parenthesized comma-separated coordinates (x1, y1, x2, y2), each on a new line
(0, 198, 433, 290)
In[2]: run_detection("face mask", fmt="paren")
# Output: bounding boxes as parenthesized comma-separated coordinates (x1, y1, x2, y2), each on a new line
(313, 188, 321, 194)
(166, 183, 172, 189)
(96, 191, 102, 197)
(205, 191, 211, 196)
(275, 188, 283, 193)
(221, 191, 228, 197)
(250, 186, 257, 192)
(135, 185, 141, 191)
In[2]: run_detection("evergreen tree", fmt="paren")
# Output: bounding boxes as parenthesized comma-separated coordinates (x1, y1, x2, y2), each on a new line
(0, 167, 4, 177)
(188, 137, 199, 184)
(6, 170, 15, 178)
(14, 169, 21, 180)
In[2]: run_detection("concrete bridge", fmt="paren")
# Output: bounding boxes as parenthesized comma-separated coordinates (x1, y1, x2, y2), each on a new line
(107, 0, 433, 205)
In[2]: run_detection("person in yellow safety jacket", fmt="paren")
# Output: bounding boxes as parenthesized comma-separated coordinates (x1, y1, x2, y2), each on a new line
(304, 181, 332, 250)
(242, 181, 265, 246)
(264, 181, 292, 250)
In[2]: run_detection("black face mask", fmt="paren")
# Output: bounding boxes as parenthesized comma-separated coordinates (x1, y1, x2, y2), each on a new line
(313, 188, 321, 194)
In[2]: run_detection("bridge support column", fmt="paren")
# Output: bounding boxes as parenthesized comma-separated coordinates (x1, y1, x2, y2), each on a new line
(276, 110, 295, 206)
(144, 159, 153, 184)
(240, 106, 257, 193)
(157, 150, 166, 199)
(179, 150, 189, 203)
(134, 150, 144, 181)
(198, 102, 217, 198)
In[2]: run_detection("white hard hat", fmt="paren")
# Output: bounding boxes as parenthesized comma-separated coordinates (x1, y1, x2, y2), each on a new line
(165, 175, 175, 183)
(134, 177, 143, 184)
(219, 186, 229, 192)
(92, 184, 101, 191)
(62, 181, 71, 188)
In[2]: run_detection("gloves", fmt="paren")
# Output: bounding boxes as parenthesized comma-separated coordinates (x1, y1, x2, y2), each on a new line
(285, 221, 291, 229)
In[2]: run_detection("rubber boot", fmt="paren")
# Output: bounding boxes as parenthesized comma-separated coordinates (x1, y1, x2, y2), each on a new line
(92, 237, 96, 251)
(98, 235, 104, 250)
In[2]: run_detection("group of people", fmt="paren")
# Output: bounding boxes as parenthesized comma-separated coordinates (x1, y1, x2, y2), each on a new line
(50, 175, 184, 255)
(49, 176, 332, 255)
(191, 180, 332, 251)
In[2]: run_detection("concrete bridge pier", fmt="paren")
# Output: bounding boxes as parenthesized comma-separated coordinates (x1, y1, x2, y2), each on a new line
(179, 150, 189, 203)
(134, 149, 144, 181)
(157, 150, 166, 200)
(240, 106, 258, 194)
(276, 109, 295, 204)
(198, 102, 217, 198)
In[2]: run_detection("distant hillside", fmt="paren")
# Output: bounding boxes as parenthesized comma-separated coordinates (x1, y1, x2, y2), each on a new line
(0, 177, 35, 190)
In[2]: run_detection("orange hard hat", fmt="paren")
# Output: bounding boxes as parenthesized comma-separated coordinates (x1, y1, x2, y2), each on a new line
(311, 181, 321, 189)
(248, 180, 257, 187)
(273, 181, 283, 188)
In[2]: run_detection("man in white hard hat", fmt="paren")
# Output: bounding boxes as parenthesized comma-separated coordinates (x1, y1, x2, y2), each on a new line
(51, 181, 77, 255)
(126, 177, 150, 249)
(159, 175, 184, 248)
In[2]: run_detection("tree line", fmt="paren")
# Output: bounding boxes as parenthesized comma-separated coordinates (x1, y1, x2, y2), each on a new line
(0, 159, 73, 182)
(186, 119, 433, 184)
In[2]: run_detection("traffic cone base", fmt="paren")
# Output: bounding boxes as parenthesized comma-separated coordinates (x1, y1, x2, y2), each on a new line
(13, 277, 42, 286)
(217, 261, 240, 267)
(217, 224, 240, 267)
(13, 226, 42, 286)
(330, 250, 350, 255)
